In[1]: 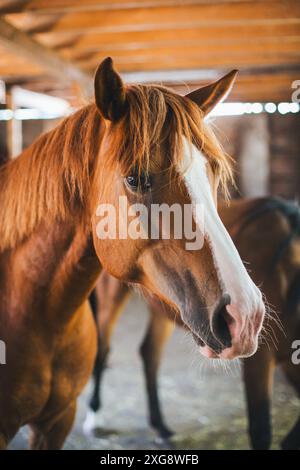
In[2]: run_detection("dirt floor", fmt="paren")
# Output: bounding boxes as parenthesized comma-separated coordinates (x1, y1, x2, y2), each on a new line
(9, 293, 299, 450)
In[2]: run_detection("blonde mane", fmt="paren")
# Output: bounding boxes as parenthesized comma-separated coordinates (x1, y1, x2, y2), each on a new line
(0, 85, 233, 252)
(99, 84, 233, 197)
(0, 104, 102, 251)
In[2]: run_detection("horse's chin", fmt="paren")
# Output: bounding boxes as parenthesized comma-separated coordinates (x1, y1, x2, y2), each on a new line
(199, 344, 219, 359)
(198, 336, 259, 360)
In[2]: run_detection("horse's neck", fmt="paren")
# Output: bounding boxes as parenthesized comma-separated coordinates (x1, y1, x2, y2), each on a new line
(5, 218, 101, 326)
(47, 221, 101, 321)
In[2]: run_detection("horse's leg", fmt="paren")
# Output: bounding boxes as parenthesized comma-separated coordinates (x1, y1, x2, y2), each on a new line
(280, 360, 300, 450)
(0, 433, 8, 450)
(29, 426, 46, 450)
(243, 350, 275, 449)
(84, 276, 131, 434)
(0, 418, 21, 449)
(139, 305, 175, 439)
(29, 401, 76, 450)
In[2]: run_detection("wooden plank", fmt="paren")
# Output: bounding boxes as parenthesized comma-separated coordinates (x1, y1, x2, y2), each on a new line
(0, 0, 277, 14)
(0, 47, 43, 75)
(168, 74, 299, 101)
(0, 65, 43, 76)
(76, 39, 300, 70)
(67, 38, 300, 62)
(0, 18, 92, 92)
(37, 33, 81, 50)
(81, 53, 300, 73)
(170, 73, 300, 89)
(6, 1, 300, 34)
(39, 23, 300, 52)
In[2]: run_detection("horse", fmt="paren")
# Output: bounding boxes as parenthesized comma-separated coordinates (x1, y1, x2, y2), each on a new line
(86, 196, 300, 449)
(0, 57, 265, 449)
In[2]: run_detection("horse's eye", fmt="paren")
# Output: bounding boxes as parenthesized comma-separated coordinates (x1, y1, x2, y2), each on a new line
(125, 172, 152, 192)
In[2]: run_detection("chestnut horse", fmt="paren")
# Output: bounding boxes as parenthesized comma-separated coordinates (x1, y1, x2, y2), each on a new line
(0, 58, 265, 450)
(86, 196, 300, 449)
(0, 58, 264, 449)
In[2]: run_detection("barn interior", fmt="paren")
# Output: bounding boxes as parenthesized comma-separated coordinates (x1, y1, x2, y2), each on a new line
(0, 0, 299, 450)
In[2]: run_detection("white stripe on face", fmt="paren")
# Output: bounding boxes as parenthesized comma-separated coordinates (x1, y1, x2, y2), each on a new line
(179, 137, 262, 316)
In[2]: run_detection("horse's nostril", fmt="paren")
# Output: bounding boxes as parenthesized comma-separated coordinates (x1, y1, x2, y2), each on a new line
(211, 293, 232, 349)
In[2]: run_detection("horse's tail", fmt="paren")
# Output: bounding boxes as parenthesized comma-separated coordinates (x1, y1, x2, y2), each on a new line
(89, 289, 98, 321)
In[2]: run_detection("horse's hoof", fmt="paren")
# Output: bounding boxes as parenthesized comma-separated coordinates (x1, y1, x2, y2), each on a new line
(89, 396, 100, 412)
(155, 425, 175, 440)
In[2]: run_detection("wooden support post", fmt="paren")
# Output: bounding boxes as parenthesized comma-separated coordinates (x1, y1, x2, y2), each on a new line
(239, 114, 270, 197)
(6, 87, 22, 158)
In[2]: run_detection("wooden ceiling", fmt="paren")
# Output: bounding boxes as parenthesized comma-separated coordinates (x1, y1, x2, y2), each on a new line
(0, 0, 299, 103)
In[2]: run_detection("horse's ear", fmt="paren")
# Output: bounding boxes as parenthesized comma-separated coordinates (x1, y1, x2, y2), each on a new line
(94, 57, 127, 121)
(185, 70, 238, 116)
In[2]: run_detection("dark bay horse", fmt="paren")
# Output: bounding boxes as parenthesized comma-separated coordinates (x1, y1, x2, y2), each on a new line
(87, 197, 300, 449)
(0, 58, 265, 449)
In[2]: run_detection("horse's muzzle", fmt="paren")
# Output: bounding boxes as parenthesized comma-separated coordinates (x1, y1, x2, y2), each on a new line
(198, 298, 265, 360)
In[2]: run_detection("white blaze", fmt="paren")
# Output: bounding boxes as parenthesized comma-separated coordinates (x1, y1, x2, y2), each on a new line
(179, 137, 262, 316)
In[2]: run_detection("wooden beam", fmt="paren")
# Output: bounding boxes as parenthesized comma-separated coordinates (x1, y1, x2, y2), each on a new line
(6, 1, 300, 34)
(0, 18, 93, 93)
(38, 33, 82, 50)
(4, 12, 61, 36)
